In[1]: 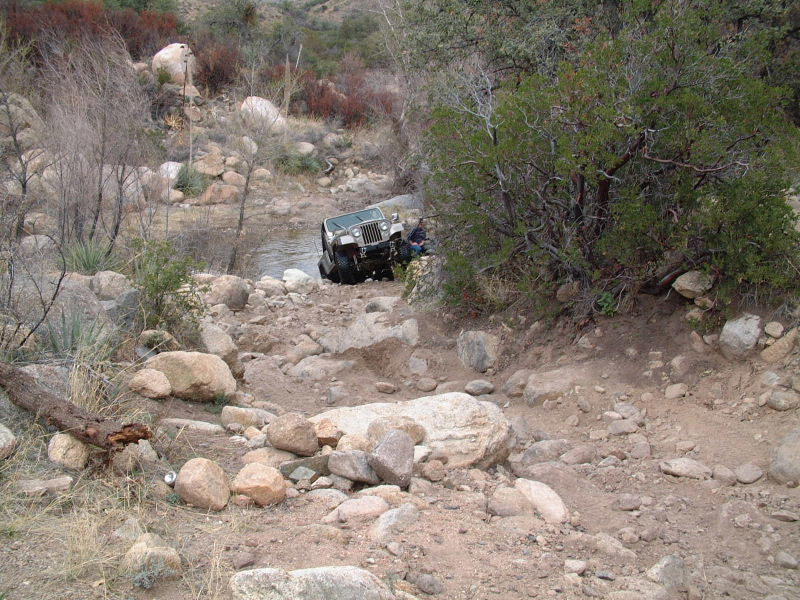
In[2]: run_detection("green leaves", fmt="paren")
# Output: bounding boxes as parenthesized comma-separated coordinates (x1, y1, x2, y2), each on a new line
(415, 0, 800, 312)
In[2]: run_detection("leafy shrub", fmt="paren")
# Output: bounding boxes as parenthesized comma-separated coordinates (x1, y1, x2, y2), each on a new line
(130, 239, 205, 330)
(64, 239, 122, 275)
(173, 165, 208, 197)
(155, 66, 171, 85)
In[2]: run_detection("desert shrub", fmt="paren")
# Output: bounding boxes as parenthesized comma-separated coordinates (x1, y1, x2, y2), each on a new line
(64, 239, 122, 275)
(129, 238, 204, 331)
(273, 147, 323, 175)
(173, 165, 208, 197)
(193, 35, 243, 96)
(3, 1, 179, 60)
(41, 311, 115, 362)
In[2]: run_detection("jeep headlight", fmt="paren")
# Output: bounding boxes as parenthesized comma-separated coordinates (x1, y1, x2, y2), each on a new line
(380, 221, 389, 231)
(352, 227, 361, 237)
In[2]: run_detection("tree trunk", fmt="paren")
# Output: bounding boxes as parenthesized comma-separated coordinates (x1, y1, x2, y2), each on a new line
(0, 362, 153, 450)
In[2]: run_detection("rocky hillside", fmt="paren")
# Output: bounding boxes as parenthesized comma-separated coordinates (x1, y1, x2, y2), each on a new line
(1, 259, 799, 600)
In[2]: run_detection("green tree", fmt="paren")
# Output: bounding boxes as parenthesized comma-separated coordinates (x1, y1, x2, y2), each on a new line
(416, 0, 800, 312)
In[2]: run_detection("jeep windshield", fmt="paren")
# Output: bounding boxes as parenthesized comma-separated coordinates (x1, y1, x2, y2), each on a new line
(326, 208, 385, 233)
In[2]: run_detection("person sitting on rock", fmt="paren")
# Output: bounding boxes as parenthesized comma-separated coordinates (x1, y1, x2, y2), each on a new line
(407, 219, 427, 255)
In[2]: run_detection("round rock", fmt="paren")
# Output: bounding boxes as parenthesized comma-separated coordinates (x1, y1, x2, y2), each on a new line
(267, 413, 319, 456)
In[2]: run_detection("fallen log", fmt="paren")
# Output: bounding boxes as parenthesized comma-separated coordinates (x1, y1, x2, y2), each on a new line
(0, 362, 152, 450)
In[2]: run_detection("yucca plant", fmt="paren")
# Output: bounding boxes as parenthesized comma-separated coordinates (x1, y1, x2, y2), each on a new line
(64, 239, 122, 275)
(174, 165, 208, 197)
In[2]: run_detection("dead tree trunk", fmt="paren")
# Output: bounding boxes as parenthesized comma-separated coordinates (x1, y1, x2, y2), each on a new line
(0, 362, 152, 449)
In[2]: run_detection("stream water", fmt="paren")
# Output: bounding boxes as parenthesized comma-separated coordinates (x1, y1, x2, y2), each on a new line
(255, 228, 322, 279)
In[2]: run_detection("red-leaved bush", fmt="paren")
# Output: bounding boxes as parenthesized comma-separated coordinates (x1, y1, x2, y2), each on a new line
(192, 34, 243, 96)
(3, 0, 178, 60)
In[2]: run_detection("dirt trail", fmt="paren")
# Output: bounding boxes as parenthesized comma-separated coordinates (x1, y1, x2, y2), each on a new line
(1, 277, 799, 600)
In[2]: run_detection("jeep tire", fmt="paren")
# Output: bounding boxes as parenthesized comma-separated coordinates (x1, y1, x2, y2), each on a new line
(335, 251, 358, 285)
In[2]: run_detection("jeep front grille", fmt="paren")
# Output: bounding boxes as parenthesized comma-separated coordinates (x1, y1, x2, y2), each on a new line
(361, 222, 383, 245)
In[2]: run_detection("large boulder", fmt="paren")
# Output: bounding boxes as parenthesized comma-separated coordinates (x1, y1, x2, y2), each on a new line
(243, 357, 292, 399)
(240, 97, 287, 132)
(205, 275, 250, 310)
(193, 152, 225, 177)
(719, 313, 762, 360)
(158, 161, 183, 186)
(128, 368, 172, 399)
(175, 457, 229, 510)
(311, 393, 512, 468)
(229, 566, 396, 600)
(144, 351, 236, 402)
(319, 314, 419, 354)
(457, 330, 500, 373)
(770, 428, 800, 484)
(152, 43, 195, 86)
(90, 270, 133, 301)
(194, 182, 239, 205)
(282, 269, 316, 294)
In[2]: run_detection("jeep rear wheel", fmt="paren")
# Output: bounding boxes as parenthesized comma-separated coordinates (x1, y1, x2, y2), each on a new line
(335, 251, 358, 285)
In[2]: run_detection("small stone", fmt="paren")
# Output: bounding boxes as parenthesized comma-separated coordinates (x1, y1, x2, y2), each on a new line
(369, 502, 419, 542)
(336, 433, 372, 452)
(564, 559, 588, 575)
(0, 423, 17, 459)
(577, 398, 592, 413)
(613, 494, 642, 511)
(560, 444, 597, 465)
(659, 457, 712, 479)
(770, 510, 799, 522)
(406, 571, 445, 595)
(770, 427, 800, 484)
(665, 383, 688, 399)
(416, 377, 438, 392)
(765, 322, 785, 338)
(595, 570, 616, 581)
(514, 478, 568, 524)
(375, 381, 397, 394)
(128, 368, 172, 399)
(230, 552, 256, 570)
(421, 459, 446, 482)
(767, 389, 800, 411)
(314, 418, 342, 447)
(487, 486, 533, 517)
(386, 542, 404, 556)
(712, 465, 737, 486)
(323, 495, 390, 523)
(735, 463, 763, 484)
(47, 433, 90, 469)
(608, 419, 638, 435)
(775, 551, 798, 569)
(464, 380, 495, 396)
(646, 554, 689, 592)
(675, 440, 696, 453)
(617, 527, 639, 545)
